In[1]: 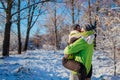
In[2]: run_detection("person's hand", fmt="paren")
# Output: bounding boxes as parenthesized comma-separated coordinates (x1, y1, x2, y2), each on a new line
(85, 21, 97, 31)
(85, 24, 92, 31)
(64, 54, 74, 59)
(91, 20, 97, 29)
(64, 54, 69, 58)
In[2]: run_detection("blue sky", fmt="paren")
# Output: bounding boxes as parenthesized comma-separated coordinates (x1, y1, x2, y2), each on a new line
(0, 0, 118, 37)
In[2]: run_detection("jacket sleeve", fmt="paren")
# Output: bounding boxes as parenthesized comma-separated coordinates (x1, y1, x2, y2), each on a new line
(81, 30, 94, 37)
(64, 38, 87, 54)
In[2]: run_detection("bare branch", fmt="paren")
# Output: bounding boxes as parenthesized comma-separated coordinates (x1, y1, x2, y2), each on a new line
(30, 14, 40, 29)
(0, 7, 5, 9)
(0, 1, 6, 11)
(12, 1, 46, 16)
(30, 5, 47, 28)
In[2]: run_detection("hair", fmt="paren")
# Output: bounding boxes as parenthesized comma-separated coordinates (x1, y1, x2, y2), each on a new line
(71, 24, 81, 30)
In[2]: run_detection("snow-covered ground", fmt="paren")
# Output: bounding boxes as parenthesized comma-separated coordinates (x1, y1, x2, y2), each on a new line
(0, 50, 120, 80)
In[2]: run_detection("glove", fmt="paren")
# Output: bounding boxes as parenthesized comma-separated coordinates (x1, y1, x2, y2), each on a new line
(84, 24, 92, 31)
(85, 21, 97, 31)
(91, 20, 97, 30)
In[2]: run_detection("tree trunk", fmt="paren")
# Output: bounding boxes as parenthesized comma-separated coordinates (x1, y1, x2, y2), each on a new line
(17, 0, 22, 54)
(71, 0, 75, 25)
(2, 0, 12, 57)
(23, 29, 30, 51)
(23, 0, 31, 51)
(23, 0, 40, 51)
(113, 41, 116, 76)
(2, 22, 12, 56)
(94, 0, 100, 49)
(88, 0, 92, 24)
(77, 8, 80, 23)
(54, 4, 59, 50)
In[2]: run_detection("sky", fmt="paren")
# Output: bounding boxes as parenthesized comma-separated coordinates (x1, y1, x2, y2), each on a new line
(0, 0, 118, 37)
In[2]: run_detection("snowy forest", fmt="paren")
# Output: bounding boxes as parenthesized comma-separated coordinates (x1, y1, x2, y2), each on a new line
(0, 0, 120, 80)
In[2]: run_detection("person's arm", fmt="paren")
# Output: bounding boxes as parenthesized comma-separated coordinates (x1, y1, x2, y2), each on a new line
(64, 30, 94, 54)
(86, 34, 95, 44)
(69, 37, 79, 44)
(81, 30, 94, 37)
(64, 38, 87, 54)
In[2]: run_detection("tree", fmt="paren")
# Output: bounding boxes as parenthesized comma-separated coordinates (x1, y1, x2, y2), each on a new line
(96, 4, 120, 76)
(71, 0, 75, 25)
(88, 0, 92, 24)
(42, 2, 70, 50)
(112, 0, 120, 6)
(43, 2, 59, 50)
(17, 0, 22, 54)
(94, 0, 100, 49)
(65, 0, 85, 27)
(54, 3, 59, 50)
(23, 0, 45, 51)
(0, 0, 49, 56)
(1, 0, 13, 56)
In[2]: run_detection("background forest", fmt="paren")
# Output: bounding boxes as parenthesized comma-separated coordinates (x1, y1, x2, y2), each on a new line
(0, 0, 120, 55)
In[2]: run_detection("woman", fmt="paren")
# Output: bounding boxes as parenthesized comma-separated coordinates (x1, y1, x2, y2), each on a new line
(62, 23, 96, 80)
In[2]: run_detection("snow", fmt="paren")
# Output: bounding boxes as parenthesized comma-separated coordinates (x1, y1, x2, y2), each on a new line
(0, 50, 120, 80)
(111, 7, 120, 10)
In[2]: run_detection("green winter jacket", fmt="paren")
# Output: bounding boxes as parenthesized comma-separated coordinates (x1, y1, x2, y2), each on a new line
(64, 31, 94, 74)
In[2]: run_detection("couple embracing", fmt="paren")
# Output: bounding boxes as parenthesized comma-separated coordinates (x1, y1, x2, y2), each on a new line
(62, 22, 96, 80)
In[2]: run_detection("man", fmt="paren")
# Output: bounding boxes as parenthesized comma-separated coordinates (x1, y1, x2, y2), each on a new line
(62, 22, 96, 80)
